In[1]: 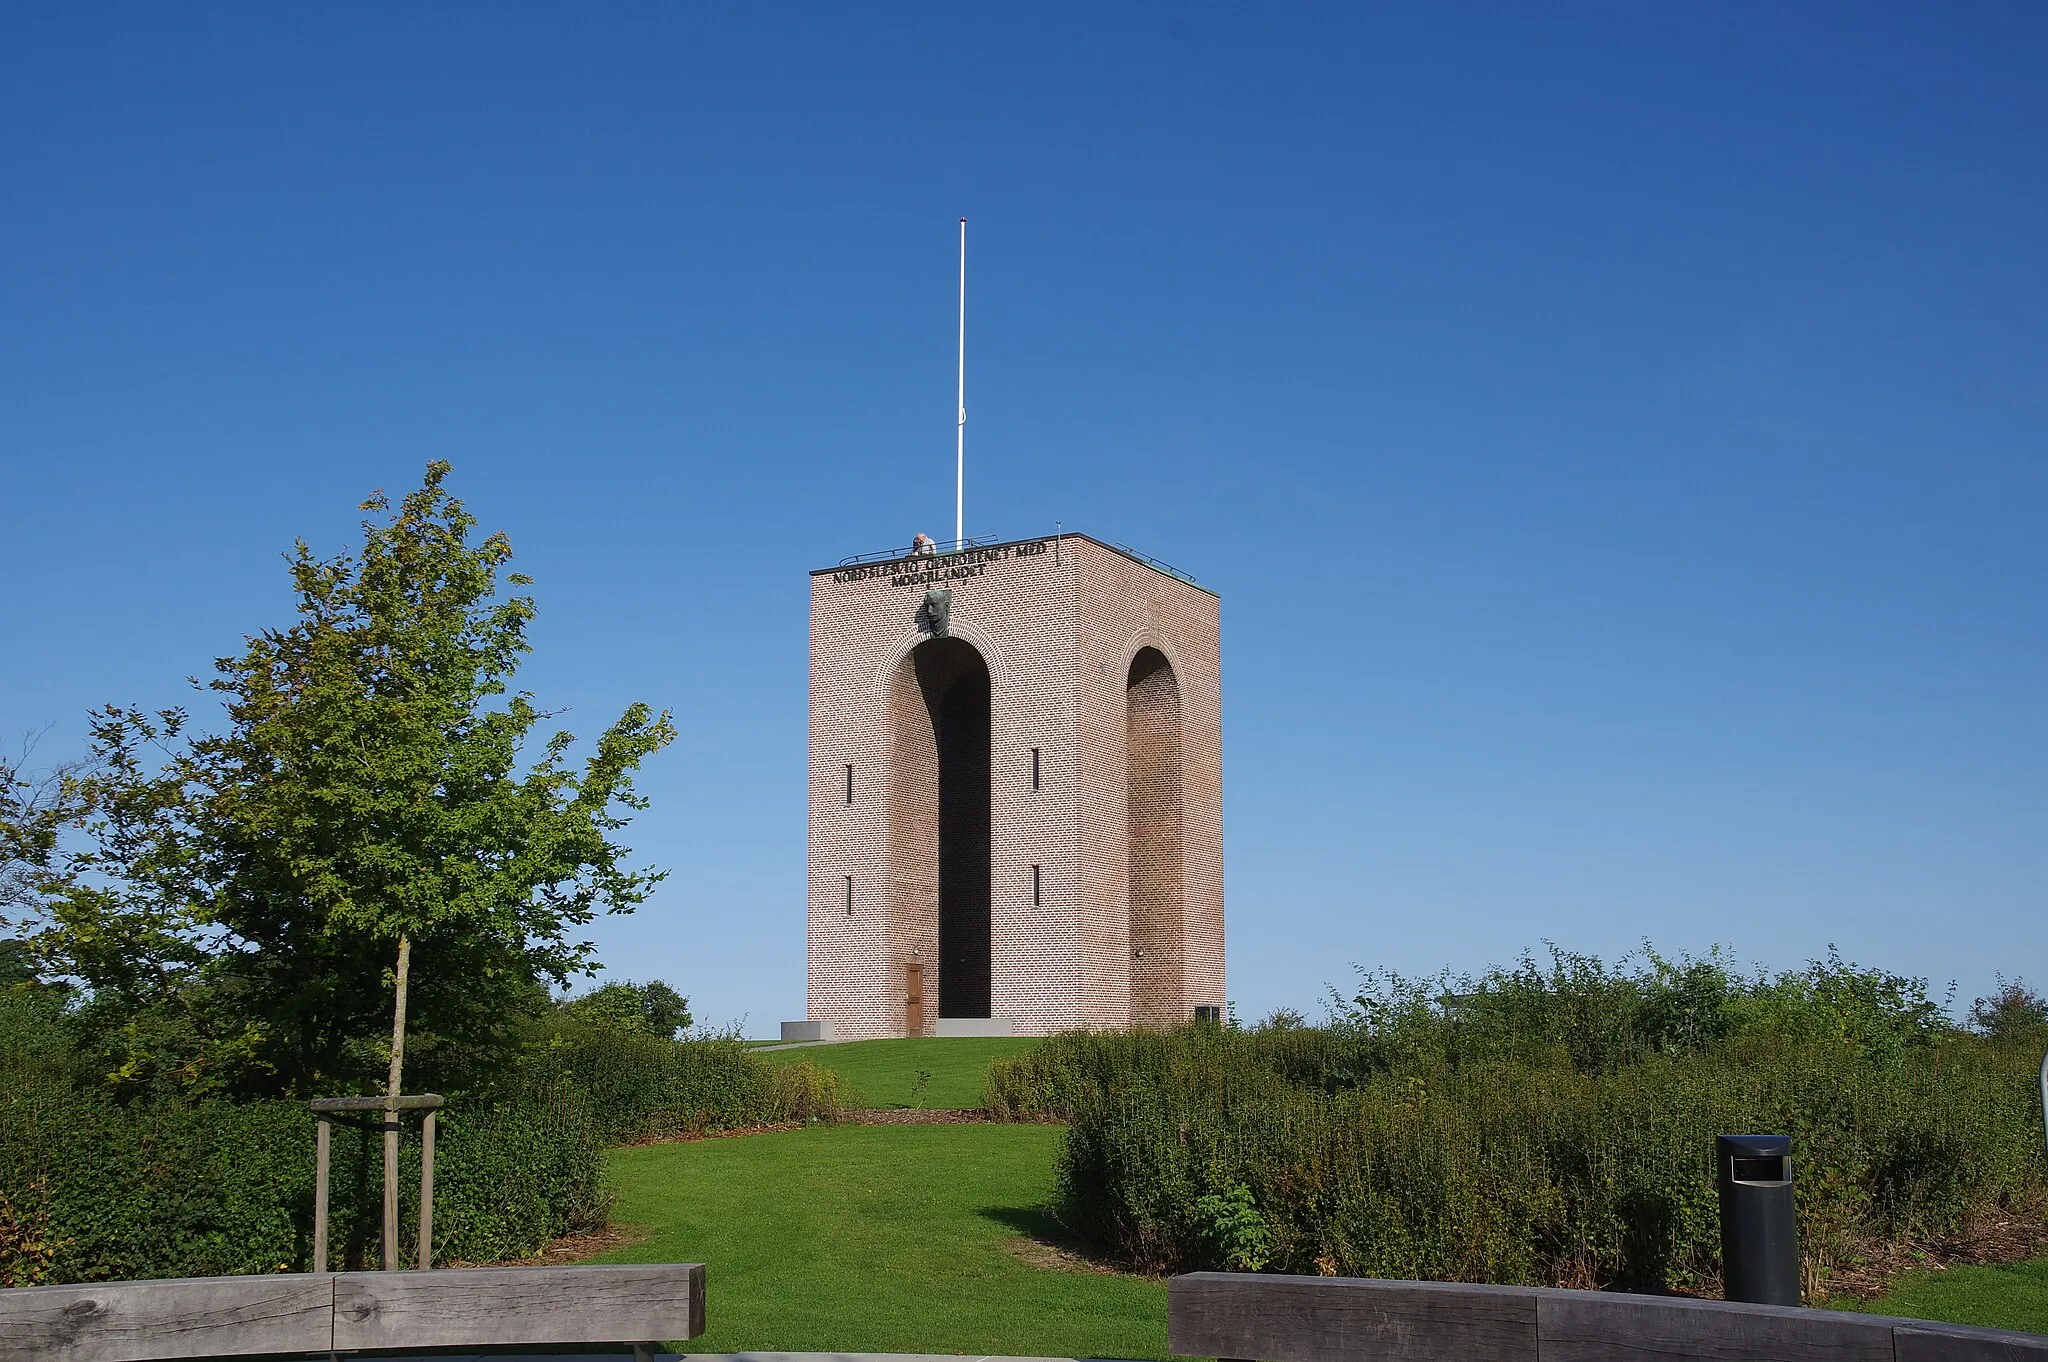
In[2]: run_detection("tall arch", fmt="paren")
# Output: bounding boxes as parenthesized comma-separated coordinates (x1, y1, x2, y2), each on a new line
(886, 636, 992, 1030)
(1126, 646, 1185, 1027)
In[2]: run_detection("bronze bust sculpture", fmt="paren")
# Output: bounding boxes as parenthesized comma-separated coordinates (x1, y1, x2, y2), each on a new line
(922, 585, 952, 637)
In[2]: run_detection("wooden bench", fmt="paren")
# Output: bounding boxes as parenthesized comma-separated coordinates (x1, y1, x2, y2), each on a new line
(1170, 1272, 2048, 1362)
(0, 1264, 704, 1362)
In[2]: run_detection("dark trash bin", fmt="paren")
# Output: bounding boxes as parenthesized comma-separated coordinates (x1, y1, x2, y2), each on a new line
(1717, 1133, 1799, 1305)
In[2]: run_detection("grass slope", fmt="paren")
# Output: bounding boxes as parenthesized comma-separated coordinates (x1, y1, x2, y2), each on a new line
(1846, 1260, 2048, 1335)
(593, 1123, 1165, 1357)
(761, 1036, 1039, 1109)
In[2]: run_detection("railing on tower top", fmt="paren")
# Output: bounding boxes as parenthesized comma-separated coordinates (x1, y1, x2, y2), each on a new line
(1097, 538, 1201, 588)
(836, 532, 1201, 587)
(837, 533, 1006, 568)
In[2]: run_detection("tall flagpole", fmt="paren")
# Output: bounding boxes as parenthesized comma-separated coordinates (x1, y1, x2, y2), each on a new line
(955, 217, 967, 549)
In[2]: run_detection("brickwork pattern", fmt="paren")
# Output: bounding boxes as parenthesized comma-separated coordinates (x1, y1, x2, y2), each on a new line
(807, 535, 1223, 1039)
(884, 647, 940, 1036)
(1127, 647, 1186, 1027)
(1072, 543, 1226, 1027)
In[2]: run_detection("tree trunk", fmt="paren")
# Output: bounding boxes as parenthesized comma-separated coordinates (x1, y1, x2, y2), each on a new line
(383, 933, 411, 1271)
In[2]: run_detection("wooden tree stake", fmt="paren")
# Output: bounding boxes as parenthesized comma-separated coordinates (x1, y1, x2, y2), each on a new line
(383, 933, 411, 1271)
(418, 1109, 436, 1269)
(312, 1116, 330, 1273)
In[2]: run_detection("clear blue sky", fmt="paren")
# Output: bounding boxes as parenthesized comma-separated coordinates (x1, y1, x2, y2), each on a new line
(4, 4, 2043, 1031)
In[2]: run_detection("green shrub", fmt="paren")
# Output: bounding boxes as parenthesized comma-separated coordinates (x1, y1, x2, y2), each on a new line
(989, 949, 2048, 1297)
(1029, 1033, 2043, 1292)
(516, 1025, 846, 1144)
(1195, 1182, 1271, 1272)
(1324, 946, 1952, 1074)
(0, 1077, 607, 1282)
(0, 985, 841, 1283)
(1969, 978, 2048, 1043)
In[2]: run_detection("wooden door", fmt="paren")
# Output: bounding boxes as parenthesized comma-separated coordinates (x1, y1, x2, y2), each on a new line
(905, 960, 925, 1037)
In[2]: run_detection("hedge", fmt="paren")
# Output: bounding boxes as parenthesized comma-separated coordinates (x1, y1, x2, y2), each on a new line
(989, 1023, 2047, 1297)
(0, 992, 847, 1285)
(517, 1026, 845, 1144)
(0, 1074, 605, 1283)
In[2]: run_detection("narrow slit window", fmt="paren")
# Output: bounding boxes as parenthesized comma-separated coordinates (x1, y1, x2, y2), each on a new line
(1032, 863, 1042, 906)
(1031, 747, 1041, 790)
(844, 764, 853, 805)
(844, 875, 853, 916)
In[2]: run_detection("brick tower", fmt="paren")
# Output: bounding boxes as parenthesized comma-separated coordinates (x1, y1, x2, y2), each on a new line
(799, 533, 1223, 1040)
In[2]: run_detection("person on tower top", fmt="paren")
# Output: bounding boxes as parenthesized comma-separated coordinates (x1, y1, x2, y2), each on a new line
(911, 532, 936, 556)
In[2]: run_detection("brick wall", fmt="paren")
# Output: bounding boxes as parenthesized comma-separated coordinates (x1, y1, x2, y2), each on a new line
(807, 534, 1223, 1038)
(1127, 647, 1185, 1027)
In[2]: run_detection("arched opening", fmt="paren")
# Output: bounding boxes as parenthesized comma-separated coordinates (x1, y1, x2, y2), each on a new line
(1126, 646, 1185, 1027)
(887, 636, 992, 1026)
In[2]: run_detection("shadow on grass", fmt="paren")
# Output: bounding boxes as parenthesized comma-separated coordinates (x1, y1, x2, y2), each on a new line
(982, 1202, 1071, 1242)
(981, 1203, 1160, 1279)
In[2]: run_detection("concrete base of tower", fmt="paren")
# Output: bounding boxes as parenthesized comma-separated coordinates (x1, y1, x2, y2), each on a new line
(779, 1019, 837, 1042)
(933, 1017, 1013, 1038)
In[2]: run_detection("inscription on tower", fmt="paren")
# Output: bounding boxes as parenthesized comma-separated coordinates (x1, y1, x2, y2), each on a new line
(829, 536, 1054, 589)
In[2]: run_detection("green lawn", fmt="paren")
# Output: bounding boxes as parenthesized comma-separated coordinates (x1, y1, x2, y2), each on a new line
(1842, 1259, 2048, 1335)
(587, 1114, 2048, 1357)
(591, 1123, 1165, 1357)
(760, 1036, 1040, 1109)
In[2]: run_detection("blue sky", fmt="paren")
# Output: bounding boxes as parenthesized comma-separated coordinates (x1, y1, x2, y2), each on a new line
(3, 3, 2042, 1030)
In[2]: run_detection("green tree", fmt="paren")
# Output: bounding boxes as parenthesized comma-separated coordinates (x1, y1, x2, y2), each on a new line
(1969, 976, 2048, 1041)
(31, 463, 675, 1100)
(562, 979, 692, 1039)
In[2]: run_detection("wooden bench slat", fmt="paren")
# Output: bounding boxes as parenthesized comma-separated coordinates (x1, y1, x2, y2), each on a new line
(0, 1264, 704, 1362)
(1536, 1288, 1894, 1362)
(1169, 1273, 2048, 1362)
(0, 1273, 333, 1362)
(1170, 1272, 1539, 1362)
(332, 1264, 706, 1351)
(1894, 1322, 2048, 1362)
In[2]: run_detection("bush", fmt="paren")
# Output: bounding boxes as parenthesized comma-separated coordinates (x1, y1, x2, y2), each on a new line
(1970, 977, 2048, 1043)
(0, 1075, 607, 1283)
(988, 949, 2048, 1297)
(1329, 945, 1951, 1073)
(0, 985, 840, 1283)
(514, 1024, 845, 1145)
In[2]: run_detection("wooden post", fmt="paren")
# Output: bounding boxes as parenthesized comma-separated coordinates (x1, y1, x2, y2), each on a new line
(382, 1096, 400, 1270)
(312, 1116, 330, 1274)
(310, 1093, 441, 1274)
(417, 1109, 436, 1270)
(383, 933, 412, 1272)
